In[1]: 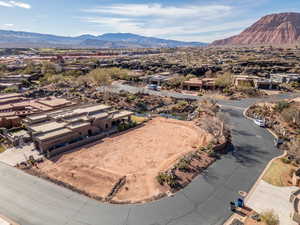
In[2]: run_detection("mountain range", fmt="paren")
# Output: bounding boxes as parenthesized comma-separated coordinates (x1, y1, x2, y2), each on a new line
(212, 12, 300, 46)
(0, 30, 207, 48)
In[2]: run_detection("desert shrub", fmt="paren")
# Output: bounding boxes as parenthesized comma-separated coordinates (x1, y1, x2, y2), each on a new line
(239, 87, 260, 97)
(260, 210, 280, 225)
(156, 172, 177, 187)
(3, 86, 19, 93)
(274, 101, 290, 112)
(87, 68, 112, 86)
(291, 81, 300, 89)
(176, 159, 190, 171)
(289, 138, 300, 160)
(281, 157, 291, 164)
(215, 72, 233, 89)
(117, 121, 137, 132)
(171, 100, 189, 112)
(0, 64, 7, 72)
(165, 173, 177, 188)
(281, 106, 300, 127)
(156, 172, 167, 185)
(126, 94, 137, 102)
(42, 62, 60, 74)
(165, 76, 186, 88)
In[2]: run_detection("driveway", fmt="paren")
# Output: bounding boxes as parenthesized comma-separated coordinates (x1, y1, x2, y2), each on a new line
(0, 143, 41, 166)
(246, 180, 298, 225)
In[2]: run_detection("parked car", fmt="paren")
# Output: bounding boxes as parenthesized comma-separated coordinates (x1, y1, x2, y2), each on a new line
(254, 118, 266, 127)
(147, 84, 161, 91)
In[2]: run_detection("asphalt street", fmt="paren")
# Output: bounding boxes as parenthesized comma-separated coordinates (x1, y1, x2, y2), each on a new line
(0, 87, 299, 225)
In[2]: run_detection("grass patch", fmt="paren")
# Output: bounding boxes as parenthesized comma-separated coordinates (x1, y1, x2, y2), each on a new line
(131, 115, 149, 124)
(262, 158, 295, 186)
(0, 145, 6, 153)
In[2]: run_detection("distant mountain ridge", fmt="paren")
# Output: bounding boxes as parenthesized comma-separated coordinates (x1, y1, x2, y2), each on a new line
(212, 12, 300, 46)
(0, 30, 207, 48)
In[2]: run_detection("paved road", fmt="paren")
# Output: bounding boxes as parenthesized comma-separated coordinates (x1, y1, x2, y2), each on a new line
(110, 83, 300, 103)
(0, 87, 299, 225)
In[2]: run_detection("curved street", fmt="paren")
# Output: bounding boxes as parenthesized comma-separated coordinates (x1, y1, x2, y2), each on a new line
(0, 90, 299, 225)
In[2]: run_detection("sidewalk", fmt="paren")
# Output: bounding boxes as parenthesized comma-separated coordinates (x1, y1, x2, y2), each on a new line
(0, 143, 42, 166)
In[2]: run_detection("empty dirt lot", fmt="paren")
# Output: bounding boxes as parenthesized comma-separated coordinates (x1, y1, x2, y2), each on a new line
(35, 117, 212, 203)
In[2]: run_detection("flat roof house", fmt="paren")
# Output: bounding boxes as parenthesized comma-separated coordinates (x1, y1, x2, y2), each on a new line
(141, 72, 179, 86)
(182, 78, 203, 90)
(0, 94, 76, 128)
(25, 104, 133, 157)
(270, 73, 300, 84)
(233, 75, 260, 88)
(182, 77, 217, 91)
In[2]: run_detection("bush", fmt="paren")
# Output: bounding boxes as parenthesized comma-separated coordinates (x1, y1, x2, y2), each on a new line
(156, 173, 167, 185)
(176, 159, 190, 171)
(87, 68, 112, 86)
(3, 86, 19, 93)
(215, 73, 233, 89)
(165, 76, 186, 88)
(117, 121, 137, 132)
(260, 210, 280, 225)
(156, 172, 177, 187)
(281, 157, 291, 164)
(274, 101, 289, 112)
(281, 106, 300, 126)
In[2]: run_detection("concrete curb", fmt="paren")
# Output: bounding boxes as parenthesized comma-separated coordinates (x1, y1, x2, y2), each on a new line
(0, 214, 19, 225)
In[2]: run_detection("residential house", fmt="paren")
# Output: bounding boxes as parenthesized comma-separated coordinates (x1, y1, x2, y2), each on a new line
(24, 104, 133, 157)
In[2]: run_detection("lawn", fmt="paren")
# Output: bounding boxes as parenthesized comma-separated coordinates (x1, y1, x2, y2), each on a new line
(131, 115, 149, 124)
(262, 159, 296, 186)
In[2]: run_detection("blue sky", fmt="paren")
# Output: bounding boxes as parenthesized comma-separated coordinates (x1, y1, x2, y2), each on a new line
(0, 0, 300, 42)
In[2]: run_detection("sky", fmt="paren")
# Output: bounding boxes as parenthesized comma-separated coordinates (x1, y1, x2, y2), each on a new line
(0, 0, 300, 43)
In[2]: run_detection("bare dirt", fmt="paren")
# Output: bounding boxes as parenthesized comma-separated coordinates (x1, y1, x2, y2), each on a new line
(33, 117, 212, 203)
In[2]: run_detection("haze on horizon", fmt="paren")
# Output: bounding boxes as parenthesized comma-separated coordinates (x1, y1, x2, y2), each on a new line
(0, 0, 299, 43)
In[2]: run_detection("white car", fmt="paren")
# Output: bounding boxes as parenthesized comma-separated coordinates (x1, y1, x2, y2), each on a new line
(254, 119, 266, 127)
(147, 84, 161, 91)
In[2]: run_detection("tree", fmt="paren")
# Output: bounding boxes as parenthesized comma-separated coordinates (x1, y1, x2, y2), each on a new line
(165, 76, 186, 89)
(87, 68, 113, 101)
(215, 72, 233, 89)
(23, 62, 37, 74)
(87, 68, 112, 87)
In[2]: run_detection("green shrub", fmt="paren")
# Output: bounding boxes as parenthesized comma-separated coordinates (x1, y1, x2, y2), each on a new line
(176, 159, 190, 171)
(117, 121, 137, 132)
(215, 73, 233, 89)
(156, 172, 177, 187)
(274, 101, 289, 112)
(281, 157, 291, 164)
(260, 210, 280, 225)
(3, 86, 18, 93)
(156, 173, 167, 185)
